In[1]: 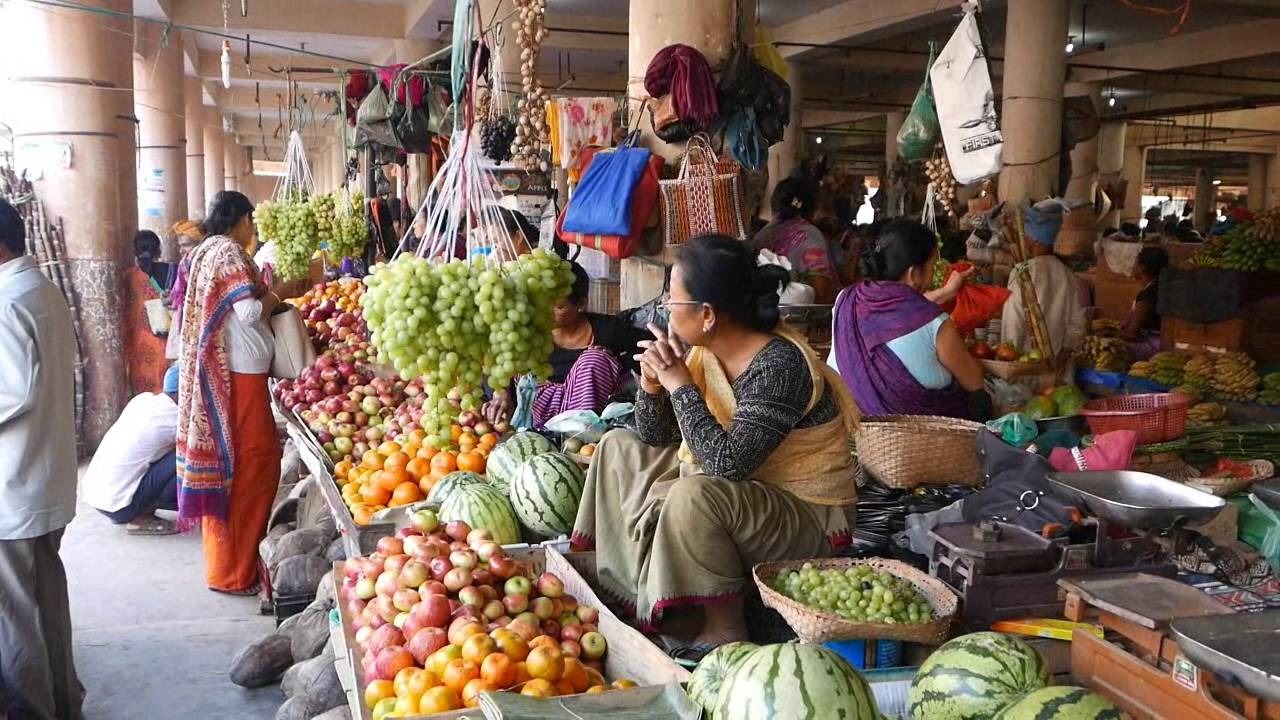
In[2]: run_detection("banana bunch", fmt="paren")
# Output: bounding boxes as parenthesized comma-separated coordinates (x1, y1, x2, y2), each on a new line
(1134, 351, 1191, 387)
(1170, 385, 1204, 405)
(1091, 319, 1122, 338)
(1244, 209, 1280, 244)
(1129, 360, 1154, 379)
(1075, 335, 1129, 371)
(1260, 372, 1280, 406)
(1183, 354, 1216, 391)
(1188, 402, 1230, 428)
(1210, 351, 1260, 402)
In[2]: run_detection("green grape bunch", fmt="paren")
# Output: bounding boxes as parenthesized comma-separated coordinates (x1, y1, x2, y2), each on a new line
(771, 562, 935, 625)
(330, 191, 368, 260)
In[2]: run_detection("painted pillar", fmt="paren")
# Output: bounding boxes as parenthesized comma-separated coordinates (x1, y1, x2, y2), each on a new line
(224, 140, 241, 193)
(1097, 121, 1126, 226)
(203, 112, 226, 204)
(1065, 86, 1102, 202)
(3, 0, 134, 447)
(1248, 154, 1268, 212)
(997, 0, 1070, 202)
(764, 61, 803, 220)
(1265, 150, 1280, 210)
(1194, 167, 1214, 233)
(133, 21, 187, 248)
(1120, 143, 1146, 223)
(883, 110, 906, 218)
(184, 77, 206, 220)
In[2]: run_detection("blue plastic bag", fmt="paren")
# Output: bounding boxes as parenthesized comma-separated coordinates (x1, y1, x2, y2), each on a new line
(562, 141, 652, 237)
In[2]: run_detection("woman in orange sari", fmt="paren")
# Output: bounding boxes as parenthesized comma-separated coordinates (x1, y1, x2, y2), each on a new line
(123, 231, 172, 395)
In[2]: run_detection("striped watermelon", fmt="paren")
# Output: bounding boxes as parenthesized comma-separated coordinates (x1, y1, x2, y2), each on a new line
(688, 642, 758, 712)
(426, 471, 485, 505)
(438, 483, 522, 545)
(509, 452, 585, 537)
(486, 432, 555, 494)
(711, 643, 880, 720)
(909, 632, 1049, 720)
(993, 686, 1128, 720)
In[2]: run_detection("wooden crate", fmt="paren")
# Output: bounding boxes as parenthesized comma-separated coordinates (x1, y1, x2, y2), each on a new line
(1161, 315, 1245, 354)
(333, 548, 690, 720)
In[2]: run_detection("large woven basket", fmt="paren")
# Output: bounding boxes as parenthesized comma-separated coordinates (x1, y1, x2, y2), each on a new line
(1186, 460, 1275, 497)
(854, 415, 986, 489)
(753, 557, 957, 645)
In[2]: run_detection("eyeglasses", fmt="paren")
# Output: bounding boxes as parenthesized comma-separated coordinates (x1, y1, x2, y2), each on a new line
(660, 300, 703, 311)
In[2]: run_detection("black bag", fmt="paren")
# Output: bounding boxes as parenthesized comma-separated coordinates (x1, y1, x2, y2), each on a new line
(391, 74, 434, 153)
(960, 430, 1080, 538)
(716, 43, 791, 151)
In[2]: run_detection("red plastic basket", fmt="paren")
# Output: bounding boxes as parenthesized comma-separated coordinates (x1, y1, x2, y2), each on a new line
(1079, 393, 1190, 445)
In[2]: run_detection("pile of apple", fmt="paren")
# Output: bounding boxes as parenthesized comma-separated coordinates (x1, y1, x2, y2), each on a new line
(285, 373, 414, 466)
(340, 513, 632, 716)
(290, 278, 369, 352)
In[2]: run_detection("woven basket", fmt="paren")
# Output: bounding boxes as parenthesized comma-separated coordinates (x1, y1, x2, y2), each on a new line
(980, 358, 1050, 380)
(753, 557, 957, 645)
(1186, 460, 1275, 497)
(854, 415, 986, 489)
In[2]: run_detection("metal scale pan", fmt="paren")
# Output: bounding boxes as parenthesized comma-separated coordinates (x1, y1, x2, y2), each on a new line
(1171, 611, 1280, 703)
(1047, 470, 1226, 530)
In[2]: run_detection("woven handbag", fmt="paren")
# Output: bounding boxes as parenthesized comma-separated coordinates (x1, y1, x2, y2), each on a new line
(658, 134, 747, 244)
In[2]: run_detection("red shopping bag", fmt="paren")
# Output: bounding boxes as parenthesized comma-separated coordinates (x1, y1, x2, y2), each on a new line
(940, 262, 1011, 335)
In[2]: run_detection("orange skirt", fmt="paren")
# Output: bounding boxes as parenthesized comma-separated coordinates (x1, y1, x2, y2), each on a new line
(203, 372, 282, 591)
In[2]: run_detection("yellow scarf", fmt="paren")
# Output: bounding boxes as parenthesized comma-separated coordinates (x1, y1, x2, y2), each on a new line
(677, 325, 860, 506)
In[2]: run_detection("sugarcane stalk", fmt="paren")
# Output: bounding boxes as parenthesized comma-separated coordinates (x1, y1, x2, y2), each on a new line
(1002, 209, 1056, 370)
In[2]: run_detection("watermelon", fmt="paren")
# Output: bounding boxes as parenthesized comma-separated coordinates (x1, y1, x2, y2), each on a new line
(908, 632, 1049, 720)
(687, 642, 758, 711)
(510, 452, 585, 537)
(438, 483, 522, 545)
(993, 686, 1128, 720)
(711, 643, 880, 720)
(486, 432, 555, 494)
(425, 471, 485, 505)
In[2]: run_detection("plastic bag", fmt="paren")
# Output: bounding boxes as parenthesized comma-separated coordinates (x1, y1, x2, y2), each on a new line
(929, 4, 1003, 183)
(945, 282, 1011, 335)
(545, 410, 608, 444)
(985, 413, 1038, 446)
(1247, 493, 1280, 570)
(896, 46, 940, 162)
(758, 249, 815, 304)
(562, 140, 652, 236)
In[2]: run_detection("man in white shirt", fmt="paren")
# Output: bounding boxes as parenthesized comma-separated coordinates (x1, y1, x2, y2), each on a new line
(0, 199, 83, 719)
(81, 365, 180, 534)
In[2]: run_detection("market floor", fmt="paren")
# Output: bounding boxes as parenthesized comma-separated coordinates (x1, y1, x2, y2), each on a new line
(62, 496, 282, 719)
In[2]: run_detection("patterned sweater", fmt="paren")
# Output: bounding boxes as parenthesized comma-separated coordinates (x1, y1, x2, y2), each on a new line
(635, 338, 838, 481)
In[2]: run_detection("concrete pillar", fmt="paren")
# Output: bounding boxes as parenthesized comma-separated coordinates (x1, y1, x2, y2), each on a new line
(1097, 121, 1126, 226)
(997, 0, 1070, 202)
(203, 114, 226, 204)
(133, 22, 187, 249)
(1194, 167, 1214, 232)
(1120, 143, 1147, 223)
(184, 78, 206, 221)
(883, 110, 906, 218)
(1248, 155, 1268, 212)
(224, 140, 241, 193)
(1065, 86, 1102, 202)
(1265, 151, 1280, 210)
(3, 0, 134, 447)
(764, 61, 803, 220)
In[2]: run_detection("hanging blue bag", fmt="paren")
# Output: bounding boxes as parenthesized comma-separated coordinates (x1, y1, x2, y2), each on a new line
(561, 136, 652, 237)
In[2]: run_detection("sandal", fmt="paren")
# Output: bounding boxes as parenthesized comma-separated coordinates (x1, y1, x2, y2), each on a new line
(209, 582, 262, 597)
(125, 516, 177, 536)
(668, 644, 717, 668)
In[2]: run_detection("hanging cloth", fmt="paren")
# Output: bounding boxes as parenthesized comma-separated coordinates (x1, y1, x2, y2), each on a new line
(555, 97, 618, 181)
(644, 44, 719, 129)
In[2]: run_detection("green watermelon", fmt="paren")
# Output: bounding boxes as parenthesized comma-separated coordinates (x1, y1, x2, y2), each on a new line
(711, 643, 880, 720)
(687, 642, 758, 711)
(510, 452, 585, 537)
(994, 686, 1128, 720)
(438, 483, 522, 545)
(487, 432, 555, 493)
(909, 632, 1048, 720)
(426, 471, 485, 505)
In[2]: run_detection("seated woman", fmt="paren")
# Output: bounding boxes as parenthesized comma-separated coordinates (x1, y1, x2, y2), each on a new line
(1120, 246, 1169, 359)
(572, 235, 860, 659)
(751, 177, 839, 303)
(829, 219, 985, 418)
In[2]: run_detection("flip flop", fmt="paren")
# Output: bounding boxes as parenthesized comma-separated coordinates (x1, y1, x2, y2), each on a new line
(125, 516, 177, 536)
(209, 583, 262, 597)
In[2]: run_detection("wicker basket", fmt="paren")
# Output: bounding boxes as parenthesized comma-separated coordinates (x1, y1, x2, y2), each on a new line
(1185, 460, 1275, 497)
(753, 557, 957, 645)
(1080, 393, 1189, 445)
(980, 358, 1051, 380)
(854, 415, 986, 489)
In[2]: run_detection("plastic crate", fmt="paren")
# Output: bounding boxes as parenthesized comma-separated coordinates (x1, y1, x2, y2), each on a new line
(273, 593, 314, 625)
(1080, 393, 1189, 445)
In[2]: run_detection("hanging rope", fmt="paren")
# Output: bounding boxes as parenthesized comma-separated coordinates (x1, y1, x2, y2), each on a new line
(1115, 0, 1192, 35)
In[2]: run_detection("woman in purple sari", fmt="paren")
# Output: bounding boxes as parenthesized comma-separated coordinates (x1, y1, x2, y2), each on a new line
(828, 219, 984, 418)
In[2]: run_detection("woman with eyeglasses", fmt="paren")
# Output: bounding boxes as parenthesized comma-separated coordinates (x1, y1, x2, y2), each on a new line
(571, 234, 860, 662)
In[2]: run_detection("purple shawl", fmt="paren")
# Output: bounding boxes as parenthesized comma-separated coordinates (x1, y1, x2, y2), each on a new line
(833, 282, 972, 418)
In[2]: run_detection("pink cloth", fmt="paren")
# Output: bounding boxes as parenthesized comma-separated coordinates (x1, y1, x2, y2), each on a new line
(556, 97, 617, 176)
(1049, 430, 1139, 472)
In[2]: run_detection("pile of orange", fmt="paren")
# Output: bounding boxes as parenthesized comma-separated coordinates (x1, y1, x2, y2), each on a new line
(336, 425, 501, 525)
(364, 627, 636, 718)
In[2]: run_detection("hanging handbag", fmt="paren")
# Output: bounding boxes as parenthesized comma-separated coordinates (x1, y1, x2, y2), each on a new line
(658, 134, 747, 244)
(268, 303, 316, 380)
(556, 152, 663, 259)
(648, 95, 693, 144)
(562, 134, 652, 237)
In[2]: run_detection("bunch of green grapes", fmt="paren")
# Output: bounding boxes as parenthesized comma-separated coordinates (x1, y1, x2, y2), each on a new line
(308, 193, 336, 251)
(329, 191, 368, 260)
(253, 200, 281, 245)
(272, 200, 319, 281)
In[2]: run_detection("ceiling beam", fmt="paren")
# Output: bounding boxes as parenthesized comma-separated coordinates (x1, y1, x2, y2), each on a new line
(1069, 19, 1280, 84)
(196, 50, 352, 87)
(1067, 73, 1280, 98)
(1159, 106, 1280, 133)
(801, 109, 882, 129)
(171, 0, 403, 39)
(773, 0, 965, 59)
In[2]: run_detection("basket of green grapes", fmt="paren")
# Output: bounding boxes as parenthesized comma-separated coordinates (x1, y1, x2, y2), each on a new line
(753, 557, 958, 644)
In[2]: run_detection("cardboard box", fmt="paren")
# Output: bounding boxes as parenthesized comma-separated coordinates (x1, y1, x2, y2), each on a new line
(1093, 264, 1142, 322)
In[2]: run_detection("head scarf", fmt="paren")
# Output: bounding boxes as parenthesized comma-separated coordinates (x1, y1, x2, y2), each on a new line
(163, 364, 180, 395)
(169, 220, 206, 308)
(1023, 203, 1064, 247)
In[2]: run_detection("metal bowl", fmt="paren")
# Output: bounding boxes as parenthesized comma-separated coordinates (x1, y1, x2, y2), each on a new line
(1047, 470, 1226, 529)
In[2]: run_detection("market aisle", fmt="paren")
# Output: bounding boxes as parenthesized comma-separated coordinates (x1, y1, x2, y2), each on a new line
(62, 493, 280, 720)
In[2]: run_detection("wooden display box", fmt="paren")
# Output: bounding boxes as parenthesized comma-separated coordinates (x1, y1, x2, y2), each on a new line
(1162, 316, 1245, 354)
(333, 549, 690, 720)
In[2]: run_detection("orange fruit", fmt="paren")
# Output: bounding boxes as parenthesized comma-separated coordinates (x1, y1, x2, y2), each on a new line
(394, 666, 422, 698)
(407, 668, 439, 696)
(456, 451, 485, 474)
(513, 661, 532, 686)
(408, 429, 428, 446)
(581, 445, 596, 457)
(384, 451, 411, 473)
(520, 678, 555, 698)
(361, 483, 392, 507)
(431, 452, 458, 474)
(352, 506, 374, 526)
(526, 646, 564, 682)
(405, 457, 431, 481)
(462, 633, 497, 664)
(394, 693, 419, 715)
(362, 450, 385, 470)
(390, 481, 423, 507)
(378, 441, 404, 456)
(585, 685, 606, 694)
(561, 658, 590, 694)
(555, 678, 576, 696)
(364, 679, 395, 709)
(462, 678, 497, 708)
(417, 445, 440, 460)
(479, 433, 499, 448)
(335, 459, 353, 478)
(427, 646, 462, 678)
(481, 652, 517, 688)
(442, 658, 480, 696)
(584, 667, 605, 689)
(530, 636, 559, 651)
(418, 686, 461, 714)
(379, 468, 411, 491)
(451, 424, 464, 443)
(492, 630, 529, 662)
(418, 476, 435, 496)
(611, 679, 638, 689)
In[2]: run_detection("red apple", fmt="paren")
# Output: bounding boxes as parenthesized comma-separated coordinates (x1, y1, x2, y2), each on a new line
(467, 528, 495, 549)
(392, 588, 420, 613)
(428, 556, 453, 582)
(478, 585, 499, 602)
(374, 646, 414, 681)
(585, 659, 605, 675)
(383, 554, 410, 573)
(443, 567, 472, 593)
(537, 573, 565, 599)
(375, 570, 401, 598)
(560, 640, 582, 659)
(475, 541, 503, 563)
(580, 631, 607, 660)
(503, 594, 529, 615)
(471, 569, 495, 588)
(410, 508, 440, 534)
(445, 521, 472, 541)
(372, 596, 400, 623)
(531, 597, 555, 620)
(354, 625, 373, 646)
(376, 537, 404, 557)
(355, 577, 376, 600)
(399, 560, 429, 589)
(560, 596, 579, 613)
(402, 535, 428, 558)
(561, 624, 584, 643)
(448, 618, 484, 646)
(508, 618, 539, 642)
(367, 624, 405, 656)
(541, 619, 562, 641)
(420, 580, 447, 597)
(489, 555, 518, 580)
(406, 627, 448, 665)
(414, 594, 451, 629)
(395, 527, 421, 540)
(449, 550, 478, 570)
(575, 605, 599, 625)
(458, 586, 486, 609)
(449, 540, 470, 553)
